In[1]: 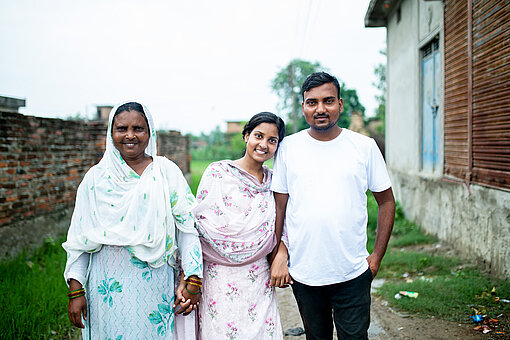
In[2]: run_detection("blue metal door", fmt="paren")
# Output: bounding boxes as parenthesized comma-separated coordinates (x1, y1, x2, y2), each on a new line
(422, 39, 441, 172)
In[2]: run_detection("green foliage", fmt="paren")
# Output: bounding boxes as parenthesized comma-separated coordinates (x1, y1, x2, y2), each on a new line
(372, 48, 386, 121)
(0, 237, 78, 339)
(229, 133, 247, 160)
(190, 160, 214, 195)
(190, 126, 244, 161)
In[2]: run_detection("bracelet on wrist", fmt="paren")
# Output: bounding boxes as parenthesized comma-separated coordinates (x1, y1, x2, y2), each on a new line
(186, 281, 202, 288)
(68, 292, 85, 299)
(185, 285, 201, 295)
(68, 288, 85, 299)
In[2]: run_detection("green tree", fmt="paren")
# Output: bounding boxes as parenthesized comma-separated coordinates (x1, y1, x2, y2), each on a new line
(339, 83, 365, 128)
(271, 59, 365, 132)
(373, 48, 386, 121)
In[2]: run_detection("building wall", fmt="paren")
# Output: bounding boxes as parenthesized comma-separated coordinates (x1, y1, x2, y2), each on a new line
(385, 0, 510, 278)
(0, 111, 191, 259)
(391, 169, 510, 277)
(386, 0, 421, 171)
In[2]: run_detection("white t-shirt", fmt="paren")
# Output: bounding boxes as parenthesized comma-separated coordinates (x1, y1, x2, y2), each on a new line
(271, 129, 391, 286)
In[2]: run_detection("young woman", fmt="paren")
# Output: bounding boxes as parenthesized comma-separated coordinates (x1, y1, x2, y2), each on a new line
(63, 102, 202, 339)
(194, 112, 285, 339)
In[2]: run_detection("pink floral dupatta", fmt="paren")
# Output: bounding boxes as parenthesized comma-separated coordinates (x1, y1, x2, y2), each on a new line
(193, 160, 276, 266)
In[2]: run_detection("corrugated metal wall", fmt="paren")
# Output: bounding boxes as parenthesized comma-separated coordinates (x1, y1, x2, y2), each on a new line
(444, 0, 470, 180)
(444, 0, 510, 190)
(471, 0, 510, 189)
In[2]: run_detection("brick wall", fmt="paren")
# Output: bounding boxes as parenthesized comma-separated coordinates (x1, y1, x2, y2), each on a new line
(0, 111, 106, 226)
(158, 130, 191, 176)
(0, 111, 190, 258)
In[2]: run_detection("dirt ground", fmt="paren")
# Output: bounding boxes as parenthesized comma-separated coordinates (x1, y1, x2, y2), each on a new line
(276, 284, 502, 340)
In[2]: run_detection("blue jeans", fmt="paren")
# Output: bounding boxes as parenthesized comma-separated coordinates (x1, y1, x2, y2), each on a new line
(291, 268, 373, 340)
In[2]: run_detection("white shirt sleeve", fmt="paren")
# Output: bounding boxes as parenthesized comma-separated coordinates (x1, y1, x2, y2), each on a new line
(367, 139, 392, 192)
(65, 252, 90, 286)
(270, 142, 288, 194)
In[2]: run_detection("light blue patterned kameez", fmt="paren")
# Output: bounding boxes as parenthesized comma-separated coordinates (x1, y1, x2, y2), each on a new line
(83, 230, 202, 340)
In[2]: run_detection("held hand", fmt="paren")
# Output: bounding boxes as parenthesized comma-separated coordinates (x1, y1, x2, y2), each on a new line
(180, 284, 200, 315)
(270, 251, 293, 288)
(173, 275, 200, 315)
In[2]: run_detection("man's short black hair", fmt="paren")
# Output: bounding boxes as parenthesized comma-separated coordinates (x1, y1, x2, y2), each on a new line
(301, 72, 341, 101)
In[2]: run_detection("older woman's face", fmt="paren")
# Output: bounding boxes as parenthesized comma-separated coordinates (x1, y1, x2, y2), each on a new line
(112, 110, 150, 161)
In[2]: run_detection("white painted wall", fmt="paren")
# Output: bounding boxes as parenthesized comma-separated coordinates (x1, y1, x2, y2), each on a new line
(386, 0, 443, 173)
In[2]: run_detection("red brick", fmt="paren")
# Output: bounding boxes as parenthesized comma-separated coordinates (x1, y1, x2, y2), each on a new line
(0, 217, 12, 225)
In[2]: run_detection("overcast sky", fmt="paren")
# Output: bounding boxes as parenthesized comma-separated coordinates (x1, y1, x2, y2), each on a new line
(0, 0, 386, 135)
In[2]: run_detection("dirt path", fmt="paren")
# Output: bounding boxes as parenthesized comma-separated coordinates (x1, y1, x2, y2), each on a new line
(276, 285, 485, 340)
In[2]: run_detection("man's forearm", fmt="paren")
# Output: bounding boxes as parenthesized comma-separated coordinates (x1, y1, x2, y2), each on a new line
(274, 192, 289, 243)
(372, 188, 395, 261)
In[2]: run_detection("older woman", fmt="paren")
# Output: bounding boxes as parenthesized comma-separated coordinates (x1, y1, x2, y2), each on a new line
(194, 112, 285, 339)
(62, 102, 202, 339)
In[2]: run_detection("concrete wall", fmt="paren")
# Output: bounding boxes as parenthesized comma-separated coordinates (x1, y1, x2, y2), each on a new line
(390, 169, 510, 278)
(0, 111, 191, 259)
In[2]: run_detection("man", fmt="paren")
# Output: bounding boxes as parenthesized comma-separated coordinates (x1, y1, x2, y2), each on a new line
(270, 72, 395, 340)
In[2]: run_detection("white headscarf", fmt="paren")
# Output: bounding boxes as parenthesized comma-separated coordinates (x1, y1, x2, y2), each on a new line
(63, 101, 197, 278)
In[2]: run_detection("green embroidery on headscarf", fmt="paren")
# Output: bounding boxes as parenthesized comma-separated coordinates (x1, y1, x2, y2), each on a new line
(120, 216, 124, 222)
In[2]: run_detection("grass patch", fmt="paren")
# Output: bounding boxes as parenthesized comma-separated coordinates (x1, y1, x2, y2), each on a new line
(377, 271, 510, 322)
(367, 191, 510, 331)
(190, 160, 213, 195)
(0, 236, 77, 339)
(366, 192, 437, 251)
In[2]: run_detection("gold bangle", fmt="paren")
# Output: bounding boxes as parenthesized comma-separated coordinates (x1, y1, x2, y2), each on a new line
(68, 292, 85, 299)
(186, 278, 202, 284)
(186, 281, 202, 288)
